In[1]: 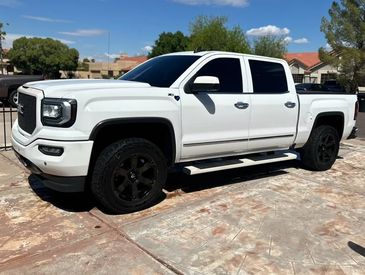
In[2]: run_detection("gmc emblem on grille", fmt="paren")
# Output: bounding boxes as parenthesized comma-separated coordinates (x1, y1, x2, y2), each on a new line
(17, 103, 25, 115)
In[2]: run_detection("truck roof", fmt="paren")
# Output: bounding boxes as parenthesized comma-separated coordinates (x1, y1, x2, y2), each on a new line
(160, 51, 286, 63)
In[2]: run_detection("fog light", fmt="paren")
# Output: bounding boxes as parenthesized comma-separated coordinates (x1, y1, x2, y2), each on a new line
(38, 145, 64, 156)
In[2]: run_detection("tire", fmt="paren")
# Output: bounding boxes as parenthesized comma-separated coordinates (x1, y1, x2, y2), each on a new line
(300, 125, 340, 171)
(8, 90, 18, 108)
(91, 138, 167, 214)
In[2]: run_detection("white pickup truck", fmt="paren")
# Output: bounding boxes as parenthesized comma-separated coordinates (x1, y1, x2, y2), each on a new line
(12, 51, 359, 213)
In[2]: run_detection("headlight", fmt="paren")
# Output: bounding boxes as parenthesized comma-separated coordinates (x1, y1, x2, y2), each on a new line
(41, 98, 77, 127)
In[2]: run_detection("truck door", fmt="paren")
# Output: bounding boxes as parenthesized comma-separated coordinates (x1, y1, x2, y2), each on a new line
(179, 55, 251, 161)
(244, 58, 298, 151)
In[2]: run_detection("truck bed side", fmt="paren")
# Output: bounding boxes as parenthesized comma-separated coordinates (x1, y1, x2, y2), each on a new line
(295, 93, 357, 147)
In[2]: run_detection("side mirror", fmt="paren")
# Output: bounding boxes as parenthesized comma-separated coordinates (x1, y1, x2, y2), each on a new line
(190, 76, 220, 93)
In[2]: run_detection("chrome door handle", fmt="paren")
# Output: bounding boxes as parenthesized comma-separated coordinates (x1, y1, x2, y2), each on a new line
(285, 101, 296, 108)
(234, 102, 249, 109)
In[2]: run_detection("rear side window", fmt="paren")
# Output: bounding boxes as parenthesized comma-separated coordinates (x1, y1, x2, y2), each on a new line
(249, 60, 288, 94)
(195, 58, 243, 93)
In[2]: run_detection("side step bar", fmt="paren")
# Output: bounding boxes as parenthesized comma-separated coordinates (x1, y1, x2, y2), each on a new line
(183, 151, 298, 175)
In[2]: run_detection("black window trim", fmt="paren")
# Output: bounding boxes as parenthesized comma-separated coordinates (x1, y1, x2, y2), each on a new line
(250, 91, 290, 95)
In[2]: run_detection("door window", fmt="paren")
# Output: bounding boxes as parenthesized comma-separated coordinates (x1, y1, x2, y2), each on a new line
(249, 60, 288, 94)
(194, 58, 243, 93)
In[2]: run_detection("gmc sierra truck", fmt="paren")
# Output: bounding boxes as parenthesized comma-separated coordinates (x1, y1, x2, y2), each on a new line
(11, 51, 359, 213)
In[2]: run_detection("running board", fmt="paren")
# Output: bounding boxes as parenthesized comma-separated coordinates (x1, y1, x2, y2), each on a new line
(183, 151, 298, 175)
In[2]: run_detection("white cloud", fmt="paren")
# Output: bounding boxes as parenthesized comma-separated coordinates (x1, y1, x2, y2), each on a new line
(173, 0, 248, 7)
(104, 53, 120, 59)
(293, 38, 309, 44)
(142, 45, 153, 52)
(246, 25, 290, 36)
(59, 29, 107, 37)
(325, 43, 333, 51)
(284, 36, 293, 43)
(22, 15, 72, 23)
(3, 33, 75, 48)
(0, 0, 20, 7)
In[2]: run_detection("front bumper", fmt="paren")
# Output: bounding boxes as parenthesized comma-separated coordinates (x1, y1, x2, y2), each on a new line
(12, 127, 94, 192)
(14, 151, 85, 192)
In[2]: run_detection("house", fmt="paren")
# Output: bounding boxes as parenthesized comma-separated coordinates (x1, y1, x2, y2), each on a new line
(285, 52, 339, 84)
(78, 55, 148, 79)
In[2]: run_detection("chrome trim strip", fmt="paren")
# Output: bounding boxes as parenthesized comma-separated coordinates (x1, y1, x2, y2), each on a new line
(250, 134, 294, 141)
(183, 138, 249, 147)
(183, 134, 294, 147)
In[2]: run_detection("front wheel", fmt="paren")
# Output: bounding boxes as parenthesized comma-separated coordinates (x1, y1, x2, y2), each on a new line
(91, 138, 167, 214)
(300, 125, 340, 171)
(9, 90, 18, 108)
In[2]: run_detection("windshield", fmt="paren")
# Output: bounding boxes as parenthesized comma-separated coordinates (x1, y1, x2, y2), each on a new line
(120, 55, 200, 88)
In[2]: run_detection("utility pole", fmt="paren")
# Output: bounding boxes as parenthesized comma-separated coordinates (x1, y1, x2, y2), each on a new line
(0, 22, 9, 75)
(107, 31, 110, 73)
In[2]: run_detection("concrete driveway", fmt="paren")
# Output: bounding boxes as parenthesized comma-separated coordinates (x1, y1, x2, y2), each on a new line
(0, 139, 365, 274)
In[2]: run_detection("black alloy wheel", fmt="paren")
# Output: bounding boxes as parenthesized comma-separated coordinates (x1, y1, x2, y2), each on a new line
(111, 153, 158, 202)
(300, 125, 340, 171)
(91, 138, 167, 214)
(317, 133, 337, 164)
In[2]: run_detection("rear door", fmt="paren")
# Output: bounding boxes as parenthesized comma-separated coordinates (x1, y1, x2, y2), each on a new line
(179, 55, 251, 161)
(245, 57, 298, 151)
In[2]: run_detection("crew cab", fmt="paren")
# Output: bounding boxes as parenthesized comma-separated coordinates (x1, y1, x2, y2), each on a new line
(11, 51, 359, 213)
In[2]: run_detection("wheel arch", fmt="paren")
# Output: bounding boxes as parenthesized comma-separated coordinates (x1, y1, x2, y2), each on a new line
(311, 111, 345, 139)
(89, 117, 176, 168)
(7, 84, 21, 97)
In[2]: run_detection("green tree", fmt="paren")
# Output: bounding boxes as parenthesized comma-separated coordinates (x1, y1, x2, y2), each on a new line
(0, 22, 8, 74)
(320, 0, 365, 92)
(253, 35, 287, 58)
(188, 16, 251, 53)
(148, 31, 189, 58)
(8, 37, 79, 78)
(82, 58, 90, 63)
(77, 61, 89, 71)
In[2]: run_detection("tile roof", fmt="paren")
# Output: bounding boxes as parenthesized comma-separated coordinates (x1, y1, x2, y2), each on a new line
(285, 52, 321, 68)
(119, 55, 148, 62)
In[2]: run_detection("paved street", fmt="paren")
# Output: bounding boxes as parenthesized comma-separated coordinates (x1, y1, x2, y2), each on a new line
(0, 139, 365, 274)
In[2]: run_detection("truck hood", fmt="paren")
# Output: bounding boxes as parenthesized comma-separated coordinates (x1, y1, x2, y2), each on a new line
(23, 79, 151, 97)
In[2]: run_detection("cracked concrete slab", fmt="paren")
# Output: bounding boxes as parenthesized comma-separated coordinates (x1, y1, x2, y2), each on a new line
(1, 140, 365, 274)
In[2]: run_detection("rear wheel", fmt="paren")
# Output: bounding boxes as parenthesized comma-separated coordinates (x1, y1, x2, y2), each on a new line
(91, 138, 167, 214)
(300, 125, 340, 171)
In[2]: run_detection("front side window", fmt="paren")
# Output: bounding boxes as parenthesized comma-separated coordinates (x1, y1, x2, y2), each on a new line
(194, 58, 243, 93)
(249, 60, 288, 94)
(120, 55, 200, 88)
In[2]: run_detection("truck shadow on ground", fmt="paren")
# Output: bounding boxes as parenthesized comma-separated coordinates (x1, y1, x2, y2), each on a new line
(28, 160, 302, 214)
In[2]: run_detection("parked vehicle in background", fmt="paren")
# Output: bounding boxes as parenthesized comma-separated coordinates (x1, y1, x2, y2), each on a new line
(0, 75, 44, 107)
(323, 80, 345, 93)
(359, 93, 365, 112)
(295, 83, 329, 92)
(11, 51, 359, 213)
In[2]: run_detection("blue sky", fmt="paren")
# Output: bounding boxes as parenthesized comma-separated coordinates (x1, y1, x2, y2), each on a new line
(1, 0, 334, 60)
